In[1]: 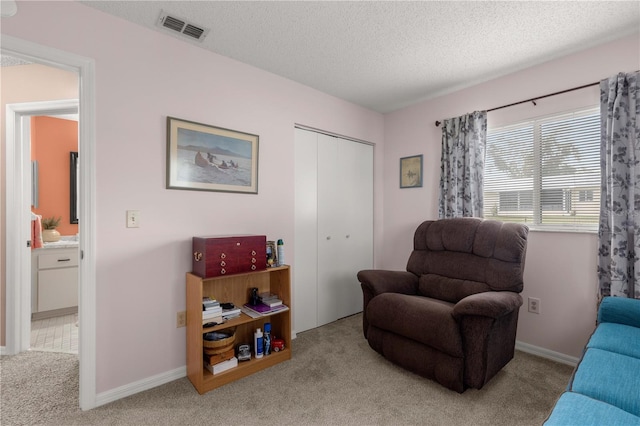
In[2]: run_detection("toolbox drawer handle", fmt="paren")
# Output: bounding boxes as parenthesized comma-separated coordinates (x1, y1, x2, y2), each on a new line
(193, 252, 203, 262)
(57, 258, 71, 262)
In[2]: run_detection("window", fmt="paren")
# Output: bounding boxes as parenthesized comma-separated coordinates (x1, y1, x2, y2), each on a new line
(483, 107, 600, 231)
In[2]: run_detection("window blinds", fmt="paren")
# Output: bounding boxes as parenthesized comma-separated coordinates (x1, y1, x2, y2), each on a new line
(484, 107, 600, 231)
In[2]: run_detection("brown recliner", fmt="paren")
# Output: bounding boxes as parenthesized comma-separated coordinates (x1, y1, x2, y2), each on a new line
(358, 218, 528, 392)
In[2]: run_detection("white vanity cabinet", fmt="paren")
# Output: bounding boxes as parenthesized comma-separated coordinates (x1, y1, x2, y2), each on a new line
(32, 247, 79, 317)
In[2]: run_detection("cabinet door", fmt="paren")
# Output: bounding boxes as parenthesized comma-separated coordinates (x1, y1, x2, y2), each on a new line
(294, 128, 319, 333)
(38, 268, 78, 311)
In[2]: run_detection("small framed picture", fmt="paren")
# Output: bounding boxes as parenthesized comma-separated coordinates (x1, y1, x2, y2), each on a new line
(166, 117, 259, 194)
(400, 154, 423, 188)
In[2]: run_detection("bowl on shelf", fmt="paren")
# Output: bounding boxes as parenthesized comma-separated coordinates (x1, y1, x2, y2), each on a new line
(203, 328, 235, 350)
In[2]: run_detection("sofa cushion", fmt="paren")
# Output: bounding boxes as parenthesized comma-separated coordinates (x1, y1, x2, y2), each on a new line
(366, 293, 462, 357)
(598, 297, 640, 328)
(569, 348, 640, 417)
(544, 392, 640, 426)
(588, 322, 640, 359)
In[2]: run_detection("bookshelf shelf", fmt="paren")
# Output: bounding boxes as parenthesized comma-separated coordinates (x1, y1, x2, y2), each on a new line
(186, 266, 292, 394)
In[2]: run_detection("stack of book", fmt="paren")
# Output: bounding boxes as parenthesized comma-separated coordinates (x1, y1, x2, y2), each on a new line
(241, 301, 289, 318)
(202, 297, 223, 324)
(221, 303, 242, 320)
(203, 344, 236, 369)
(205, 356, 238, 375)
(259, 292, 283, 308)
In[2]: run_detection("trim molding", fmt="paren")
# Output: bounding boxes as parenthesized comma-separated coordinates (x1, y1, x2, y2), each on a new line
(95, 366, 187, 408)
(515, 340, 579, 367)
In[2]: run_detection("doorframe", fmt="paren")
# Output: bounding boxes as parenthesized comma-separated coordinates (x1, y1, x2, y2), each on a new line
(7, 99, 78, 350)
(2, 35, 97, 410)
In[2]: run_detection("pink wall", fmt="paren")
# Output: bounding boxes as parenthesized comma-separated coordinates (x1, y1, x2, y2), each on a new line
(383, 33, 640, 358)
(1, 1, 384, 393)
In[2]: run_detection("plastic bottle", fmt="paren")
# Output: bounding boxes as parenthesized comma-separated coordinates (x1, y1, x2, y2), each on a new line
(254, 328, 264, 359)
(263, 323, 272, 356)
(277, 239, 284, 266)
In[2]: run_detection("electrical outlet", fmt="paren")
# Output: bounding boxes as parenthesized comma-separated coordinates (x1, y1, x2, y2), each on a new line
(176, 311, 186, 328)
(528, 297, 541, 314)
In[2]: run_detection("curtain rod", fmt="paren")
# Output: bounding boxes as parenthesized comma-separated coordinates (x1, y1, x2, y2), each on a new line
(434, 81, 600, 127)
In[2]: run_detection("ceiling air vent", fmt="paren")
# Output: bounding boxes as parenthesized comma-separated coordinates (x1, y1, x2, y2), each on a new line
(157, 10, 209, 42)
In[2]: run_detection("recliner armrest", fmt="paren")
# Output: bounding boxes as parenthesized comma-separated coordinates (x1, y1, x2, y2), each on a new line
(452, 291, 523, 319)
(357, 270, 418, 297)
(598, 297, 640, 328)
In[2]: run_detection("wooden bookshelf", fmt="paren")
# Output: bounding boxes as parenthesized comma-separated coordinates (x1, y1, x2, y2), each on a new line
(186, 266, 291, 394)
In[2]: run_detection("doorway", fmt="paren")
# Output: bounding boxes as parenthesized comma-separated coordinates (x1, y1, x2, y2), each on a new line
(3, 35, 97, 410)
(27, 110, 80, 353)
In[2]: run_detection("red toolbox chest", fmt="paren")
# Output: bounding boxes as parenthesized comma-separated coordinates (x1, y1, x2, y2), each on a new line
(192, 235, 266, 278)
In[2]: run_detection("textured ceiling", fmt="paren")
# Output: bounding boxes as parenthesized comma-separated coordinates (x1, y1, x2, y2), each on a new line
(79, 1, 640, 113)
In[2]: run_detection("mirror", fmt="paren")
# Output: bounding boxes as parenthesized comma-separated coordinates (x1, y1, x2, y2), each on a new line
(70, 151, 78, 224)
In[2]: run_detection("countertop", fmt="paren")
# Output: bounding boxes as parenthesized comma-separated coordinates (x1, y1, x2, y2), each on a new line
(38, 237, 79, 250)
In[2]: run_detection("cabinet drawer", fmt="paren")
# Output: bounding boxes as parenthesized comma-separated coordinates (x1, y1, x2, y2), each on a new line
(39, 251, 79, 269)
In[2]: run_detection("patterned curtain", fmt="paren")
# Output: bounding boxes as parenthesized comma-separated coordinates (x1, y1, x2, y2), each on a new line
(438, 111, 487, 218)
(598, 71, 640, 299)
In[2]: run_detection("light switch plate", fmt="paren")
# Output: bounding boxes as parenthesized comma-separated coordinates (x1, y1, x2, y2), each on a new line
(126, 210, 140, 228)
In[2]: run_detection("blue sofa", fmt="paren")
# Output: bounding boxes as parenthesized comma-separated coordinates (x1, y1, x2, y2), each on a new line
(544, 297, 640, 425)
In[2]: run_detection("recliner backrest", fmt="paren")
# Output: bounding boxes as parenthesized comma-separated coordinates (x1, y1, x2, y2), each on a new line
(406, 218, 528, 303)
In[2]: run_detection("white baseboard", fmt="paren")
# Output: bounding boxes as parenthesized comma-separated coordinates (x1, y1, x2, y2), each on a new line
(95, 366, 186, 408)
(515, 340, 579, 367)
(0, 346, 7, 356)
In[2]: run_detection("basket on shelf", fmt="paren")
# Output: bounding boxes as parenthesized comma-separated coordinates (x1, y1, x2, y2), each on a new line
(203, 328, 235, 354)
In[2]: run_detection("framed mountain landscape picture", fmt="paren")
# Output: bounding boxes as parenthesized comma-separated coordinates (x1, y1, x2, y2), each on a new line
(166, 117, 259, 194)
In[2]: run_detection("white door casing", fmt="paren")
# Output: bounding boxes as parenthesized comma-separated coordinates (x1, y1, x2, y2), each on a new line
(2, 35, 97, 411)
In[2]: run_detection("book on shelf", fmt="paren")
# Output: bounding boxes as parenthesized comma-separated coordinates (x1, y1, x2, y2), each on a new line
(202, 316, 223, 326)
(203, 305, 222, 314)
(222, 307, 241, 320)
(203, 309, 223, 319)
(258, 292, 283, 307)
(205, 356, 238, 375)
(203, 296, 220, 311)
(203, 309, 223, 317)
(241, 303, 289, 318)
(204, 347, 235, 366)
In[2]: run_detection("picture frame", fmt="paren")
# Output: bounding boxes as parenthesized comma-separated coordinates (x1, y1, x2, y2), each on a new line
(70, 152, 79, 224)
(166, 117, 259, 194)
(399, 154, 423, 188)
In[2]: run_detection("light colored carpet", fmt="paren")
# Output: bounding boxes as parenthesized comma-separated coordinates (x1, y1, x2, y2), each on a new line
(1, 313, 573, 425)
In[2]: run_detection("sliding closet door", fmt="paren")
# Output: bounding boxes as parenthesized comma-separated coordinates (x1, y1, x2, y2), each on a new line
(294, 127, 373, 332)
(317, 134, 373, 326)
(294, 128, 319, 333)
